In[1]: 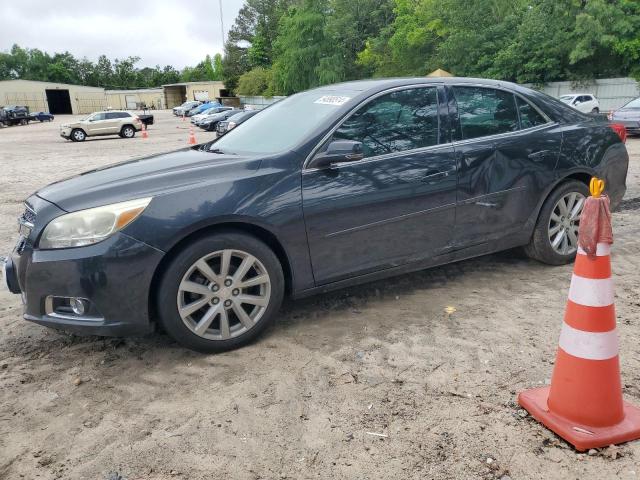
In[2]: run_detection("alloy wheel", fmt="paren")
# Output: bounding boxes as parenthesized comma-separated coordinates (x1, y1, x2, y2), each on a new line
(548, 191, 585, 255)
(177, 249, 271, 340)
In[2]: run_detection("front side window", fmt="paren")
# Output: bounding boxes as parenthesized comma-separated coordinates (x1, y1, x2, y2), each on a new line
(453, 86, 519, 140)
(330, 87, 439, 158)
(516, 96, 548, 129)
(91, 113, 106, 121)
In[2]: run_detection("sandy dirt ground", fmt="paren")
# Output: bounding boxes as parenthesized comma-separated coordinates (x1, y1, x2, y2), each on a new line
(1, 111, 639, 480)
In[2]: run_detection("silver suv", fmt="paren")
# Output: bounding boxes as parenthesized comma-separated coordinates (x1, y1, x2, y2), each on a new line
(60, 111, 142, 142)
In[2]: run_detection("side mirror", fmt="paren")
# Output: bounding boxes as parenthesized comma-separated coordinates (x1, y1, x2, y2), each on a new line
(308, 140, 364, 169)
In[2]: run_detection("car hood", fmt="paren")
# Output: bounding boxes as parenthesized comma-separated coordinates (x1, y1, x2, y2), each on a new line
(36, 147, 261, 212)
(612, 109, 640, 119)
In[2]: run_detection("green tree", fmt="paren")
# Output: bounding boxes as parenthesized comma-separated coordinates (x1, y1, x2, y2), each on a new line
(237, 66, 273, 95)
(271, 0, 330, 95)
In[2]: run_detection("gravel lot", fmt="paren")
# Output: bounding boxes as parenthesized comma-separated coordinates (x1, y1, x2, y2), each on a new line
(1, 111, 639, 480)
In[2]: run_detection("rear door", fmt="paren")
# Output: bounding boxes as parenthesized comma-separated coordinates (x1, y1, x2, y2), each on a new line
(302, 85, 457, 284)
(449, 85, 561, 248)
(104, 112, 126, 133)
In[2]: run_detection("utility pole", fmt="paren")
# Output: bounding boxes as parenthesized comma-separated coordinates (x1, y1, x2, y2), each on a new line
(219, 0, 226, 46)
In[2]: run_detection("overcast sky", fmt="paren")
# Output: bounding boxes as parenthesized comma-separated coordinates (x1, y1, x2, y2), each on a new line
(0, 0, 245, 69)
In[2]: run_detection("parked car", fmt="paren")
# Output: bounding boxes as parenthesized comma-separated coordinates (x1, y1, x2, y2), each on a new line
(1, 105, 30, 126)
(191, 106, 232, 124)
(609, 97, 640, 135)
(29, 111, 55, 122)
(216, 110, 260, 136)
(2, 77, 629, 353)
(173, 101, 201, 116)
(199, 109, 240, 131)
(559, 93, 600, 114)
(59, 110, 142, 142)
(185, 102, 219, 117)
(137, 113, 154, 127)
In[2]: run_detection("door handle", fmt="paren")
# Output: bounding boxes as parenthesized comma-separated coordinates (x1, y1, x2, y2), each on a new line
(528, 150, 551, 162)
(422, 170, 449, 183)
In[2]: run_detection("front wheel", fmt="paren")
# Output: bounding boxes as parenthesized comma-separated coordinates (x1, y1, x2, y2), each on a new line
(592, 107, 600, 114)
(70, 128, 86, 142)
(157, 232, 284, 352)
(524, 180, 590, 265)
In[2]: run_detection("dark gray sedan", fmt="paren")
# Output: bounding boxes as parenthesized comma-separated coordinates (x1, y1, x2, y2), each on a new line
(610, 97, 640, 135)
(2, 77, 629, 352)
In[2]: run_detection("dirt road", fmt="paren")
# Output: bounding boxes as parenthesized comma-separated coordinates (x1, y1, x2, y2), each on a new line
(1, 112, 639, 479)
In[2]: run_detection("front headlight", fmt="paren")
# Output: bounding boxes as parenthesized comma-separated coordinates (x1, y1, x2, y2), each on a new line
(39, 197, 152, 249)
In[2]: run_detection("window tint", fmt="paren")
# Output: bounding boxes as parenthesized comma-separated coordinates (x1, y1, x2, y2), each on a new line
(516, 96, 548, 129)
(331, 87, 439, 158)
(453, 87, 519, 140)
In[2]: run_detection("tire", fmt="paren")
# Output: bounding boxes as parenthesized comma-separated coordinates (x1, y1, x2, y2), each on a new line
(39, 119, 44, 123)
(592, 107, 600, 114)
(70, 128, 86, 142)
(524, 180, 590, 265)
(120, 125, 136, 138)
(20, 119, 27, 125)
(157, 231, 285, 353)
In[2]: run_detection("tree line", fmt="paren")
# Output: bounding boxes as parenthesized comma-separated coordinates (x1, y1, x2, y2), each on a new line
(224, 0, 640, 96)
(0, 45, 223, 89)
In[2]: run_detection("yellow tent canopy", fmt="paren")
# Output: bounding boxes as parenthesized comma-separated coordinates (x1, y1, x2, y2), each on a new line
(426, 68, 453, 77)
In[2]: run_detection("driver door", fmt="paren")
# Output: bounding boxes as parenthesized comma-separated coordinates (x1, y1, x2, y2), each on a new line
(301, 86, 457, 285)
(85, 112, 107, 134)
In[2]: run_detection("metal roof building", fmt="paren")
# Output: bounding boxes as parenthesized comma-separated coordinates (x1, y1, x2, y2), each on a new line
(0, 79, 106, 114)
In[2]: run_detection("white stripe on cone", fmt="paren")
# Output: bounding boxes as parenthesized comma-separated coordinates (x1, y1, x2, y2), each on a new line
(568, 275, 614, 307)
(577, 243, 611, 257)
(558, 322, 618, 360)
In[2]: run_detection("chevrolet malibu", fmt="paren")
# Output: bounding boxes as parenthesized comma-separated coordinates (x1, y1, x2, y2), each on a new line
(2, 78, 629, 352)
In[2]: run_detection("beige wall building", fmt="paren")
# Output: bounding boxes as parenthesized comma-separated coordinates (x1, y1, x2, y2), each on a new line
(105, 88, 165, 110)
(0, 79, 106, 114)
(0, 79, 229, 114)
(163, 81, 228, 108)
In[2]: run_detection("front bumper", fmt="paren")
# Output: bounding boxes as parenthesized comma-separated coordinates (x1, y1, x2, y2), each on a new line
(59, 127, 71, 139)
(7, 231, 164, 336)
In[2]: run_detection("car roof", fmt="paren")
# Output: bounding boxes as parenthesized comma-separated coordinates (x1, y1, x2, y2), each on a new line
(307, 76, 547, 99)
(561, 93, 595, 97)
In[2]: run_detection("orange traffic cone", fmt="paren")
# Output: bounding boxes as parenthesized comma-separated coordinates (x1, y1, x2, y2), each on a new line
(188, 126, 197, 145)
(518, 177, 640, 451)
(141, 123, 148, 140)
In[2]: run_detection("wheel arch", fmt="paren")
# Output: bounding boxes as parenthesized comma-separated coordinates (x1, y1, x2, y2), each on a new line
(148, 221, 294, 325)
(524, 170, 593, 238)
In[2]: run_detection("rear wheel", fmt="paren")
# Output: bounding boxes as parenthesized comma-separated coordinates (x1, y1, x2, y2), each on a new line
(120, 125, 136, 138)
(70, 128, 86, 142)
(524, 180, 590, 265)
(157, 231, 284, 352)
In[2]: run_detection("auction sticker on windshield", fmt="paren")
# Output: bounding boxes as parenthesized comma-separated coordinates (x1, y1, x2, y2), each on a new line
(314, 96, 350, 106)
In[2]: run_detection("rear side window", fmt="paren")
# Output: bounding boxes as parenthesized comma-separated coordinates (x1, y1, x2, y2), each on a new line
(453, 86, 519, 140)
(516, 96, 548, 129)
(332, 87, 439, 158)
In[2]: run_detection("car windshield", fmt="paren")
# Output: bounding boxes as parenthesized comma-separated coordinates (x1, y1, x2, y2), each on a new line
(211, 90, 355, 155)
(559, 95, 574, 102)
(622, 98, 640, 109)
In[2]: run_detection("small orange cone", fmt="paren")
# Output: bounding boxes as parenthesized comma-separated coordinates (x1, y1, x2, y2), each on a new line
(518, 177, 640, 451)
(141, 123, 148, 140)
(188, 126, 197, 145)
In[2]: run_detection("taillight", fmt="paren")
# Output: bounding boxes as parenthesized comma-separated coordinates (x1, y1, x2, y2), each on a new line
(609, 123, 627, 143)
